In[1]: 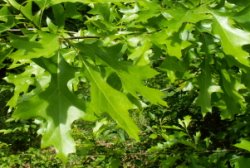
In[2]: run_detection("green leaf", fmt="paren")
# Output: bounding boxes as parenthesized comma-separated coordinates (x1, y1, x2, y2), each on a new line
(20, 1, 40, 27)
(64, 3, 82, 19)
(82, 61, 139, 140)
(118, 66, 167, 106)
(233, 6, 250, 31)
(159, 56, 186, 83)
(7, 0, 41, 27)
(4, 63, 38, 108)
(52, 4, 65, 28)
(220, 69, 245, 118)
(242, 72, 250, 88)
(234, 139, 250, 152)
(196, 60, 212, 115)
(151, 30, 191, 59)
(149, 133, 158, 139)
(0, 6, 15, 33)
(150, 5, 210, 59)
(128, 38, 152, 65)
(36, 0, 134, 7)
(88, 3, 111, 22)
(6, 0, 21, 10)
(0, 45, 12, 67)
(232, 157, 250, 168)
(212, 12, 250, 66)
(163, 5, 210, 32)
(12, 55, 85, 161)
(136, 0, 161, 23)
(227, 0, 250, 6)
(160, 56, 186, 72)
(9, 32, 60, 60)
(106, 72, 122, 91)
(178, 115, 192, 128)
(78, 42, 166, 106)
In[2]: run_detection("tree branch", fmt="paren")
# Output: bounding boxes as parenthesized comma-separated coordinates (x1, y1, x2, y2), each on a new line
(60, 36, 100, 40)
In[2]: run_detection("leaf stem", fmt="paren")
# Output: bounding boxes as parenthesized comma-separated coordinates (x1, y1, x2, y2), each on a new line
(60, 36, 100, 40)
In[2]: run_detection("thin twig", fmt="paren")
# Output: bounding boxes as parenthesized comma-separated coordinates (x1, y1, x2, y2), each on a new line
(7, 28, 36, 32)
(5, 29, 99, 40)
(7, 28, 77, 34)
(60, 36, 100, 40)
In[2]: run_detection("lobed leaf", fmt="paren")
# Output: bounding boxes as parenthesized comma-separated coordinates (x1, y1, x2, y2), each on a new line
(9, 32, 60, 60)
(219, 69, 245, 118)
(82, 61, 139, 140)
(12, 55, 85, 161)
(0, 6, 15, 33)
(78, 42, 166, 106)
(196, 61, 212, 115)
(212, 13, 250, 67)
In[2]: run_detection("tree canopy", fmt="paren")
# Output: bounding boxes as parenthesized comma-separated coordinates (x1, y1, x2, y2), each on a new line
(1, 0, 250, 166)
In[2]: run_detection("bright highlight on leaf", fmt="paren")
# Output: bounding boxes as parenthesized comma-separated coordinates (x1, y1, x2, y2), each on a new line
(235, 139, 250, 152)
(9, 32, 60, 60)
(212, 13, 250, 67)
(12, 55, 85, 160)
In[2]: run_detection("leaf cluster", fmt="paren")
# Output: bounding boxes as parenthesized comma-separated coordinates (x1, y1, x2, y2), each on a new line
(0, 0, 250, 166)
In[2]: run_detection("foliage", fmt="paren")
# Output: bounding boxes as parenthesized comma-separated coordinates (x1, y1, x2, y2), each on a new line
(1, 0, 250, 166)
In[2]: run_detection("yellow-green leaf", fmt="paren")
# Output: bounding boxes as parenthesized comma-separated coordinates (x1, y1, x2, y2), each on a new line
(212, 13, 250, 66)
(235, 139, 250, 152)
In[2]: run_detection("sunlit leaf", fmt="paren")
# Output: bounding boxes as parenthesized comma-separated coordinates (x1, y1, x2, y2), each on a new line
(4, 63, 41, 108)
(82, 61, 139, 140)
(234, 139, 250, 152)
(78, 42, 166, 106)
(9, 32, 60, 60)
(12, 55, 85, 161)
(212, 12, 250, 66)
(36, 0, 134, 7)
(118, 66, 166, 106)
